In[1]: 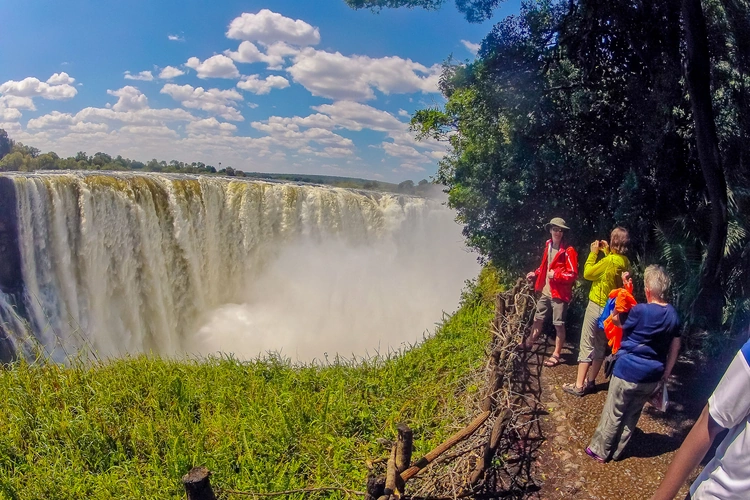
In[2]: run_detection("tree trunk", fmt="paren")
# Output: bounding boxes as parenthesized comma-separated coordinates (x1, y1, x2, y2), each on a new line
(682, 0, 728, 330)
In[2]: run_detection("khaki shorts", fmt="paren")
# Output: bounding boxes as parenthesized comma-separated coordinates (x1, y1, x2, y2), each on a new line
(534, 294, 568, 326)
(578, 300, 608, 363)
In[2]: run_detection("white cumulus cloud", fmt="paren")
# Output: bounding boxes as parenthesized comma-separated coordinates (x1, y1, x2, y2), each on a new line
(236, 75, 290, 95)
(186, 117, 238, 136)
(0, 105, 22, 121)
(27, 111, 76, 130)
(382, 142, 427, 161)
(311, 101, 404, 132)
(226, 10, 320, 46)
(107, 86, 149, 112)
(287, 48, 441, 101)
(0, 95, 36, 111)
(185, 55, 240, 79)
(75, 106, 195, 126)
(225, 41, 300, 70)
(0, 75, 78, 100)
(161, 83, 244, 121)
(168, 34, 185, 42)
(124, 70, 154, 81)
(159, 66, 186, 80)
(46, 72, 76, 85)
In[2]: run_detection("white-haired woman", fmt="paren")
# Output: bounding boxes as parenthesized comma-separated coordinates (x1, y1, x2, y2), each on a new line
(586, 265, 681, 463)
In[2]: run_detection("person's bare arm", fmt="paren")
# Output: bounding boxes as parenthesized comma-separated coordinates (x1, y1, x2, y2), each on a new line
(662, 337, 681, 382)
(649, 404, 724, 500)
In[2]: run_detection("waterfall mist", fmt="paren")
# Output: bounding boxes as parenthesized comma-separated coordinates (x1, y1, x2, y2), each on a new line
(190, 208, 477, 361)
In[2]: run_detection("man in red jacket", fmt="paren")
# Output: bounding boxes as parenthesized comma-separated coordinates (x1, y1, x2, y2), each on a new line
(523, 217, 579, 367)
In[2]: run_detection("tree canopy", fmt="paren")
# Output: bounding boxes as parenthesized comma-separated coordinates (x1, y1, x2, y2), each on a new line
(359, 0, 750, 342)
(344, 0, 504, 22)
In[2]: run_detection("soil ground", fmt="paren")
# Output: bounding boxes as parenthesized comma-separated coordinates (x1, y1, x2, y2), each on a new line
(516, 336, 728, 500)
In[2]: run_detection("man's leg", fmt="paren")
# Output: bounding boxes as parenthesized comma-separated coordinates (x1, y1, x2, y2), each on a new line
(589, 359, 605, 383)
(525, 295, 550, 348)
(525, 318, 544, 347)
(547, 298, 568, 363)
(553, 324, 565, 359)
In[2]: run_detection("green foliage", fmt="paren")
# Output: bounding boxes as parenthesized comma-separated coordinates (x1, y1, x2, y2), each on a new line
(0, 129, 11, 160)
(0, 269, 501, 499)
(344, 0, 447, 12)
(405, 0, 750, 341)
(344, 0, 504, 22)
(0, 137, 221, 176)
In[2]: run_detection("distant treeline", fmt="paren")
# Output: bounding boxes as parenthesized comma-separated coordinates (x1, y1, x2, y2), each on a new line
(0, 129, 433, 195)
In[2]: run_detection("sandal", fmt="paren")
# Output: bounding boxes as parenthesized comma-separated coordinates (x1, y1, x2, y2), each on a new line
(544, 355, 562, 367)
(563, 382, 589, 397)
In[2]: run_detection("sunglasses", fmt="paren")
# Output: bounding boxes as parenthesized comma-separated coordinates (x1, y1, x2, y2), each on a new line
(551, 227, 564, 232)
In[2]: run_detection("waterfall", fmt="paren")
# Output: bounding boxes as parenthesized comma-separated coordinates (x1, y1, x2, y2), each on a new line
(0, 172, 478, 362)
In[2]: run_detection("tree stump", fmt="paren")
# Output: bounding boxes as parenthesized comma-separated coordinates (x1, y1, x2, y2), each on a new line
(182, 466, 217, 500)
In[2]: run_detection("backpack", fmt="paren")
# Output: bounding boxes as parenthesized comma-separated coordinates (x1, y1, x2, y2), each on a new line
(598, 296, 616, 330)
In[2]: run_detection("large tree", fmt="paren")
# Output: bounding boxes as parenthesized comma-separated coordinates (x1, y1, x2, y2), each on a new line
(351, 0, 748, 334)
(0, 129, 12, 160)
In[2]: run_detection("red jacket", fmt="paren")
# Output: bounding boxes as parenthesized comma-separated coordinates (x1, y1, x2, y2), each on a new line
(533, 239, 578, 303)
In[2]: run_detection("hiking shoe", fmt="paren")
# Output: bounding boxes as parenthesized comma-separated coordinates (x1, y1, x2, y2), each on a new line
(585, 447, 606, 463)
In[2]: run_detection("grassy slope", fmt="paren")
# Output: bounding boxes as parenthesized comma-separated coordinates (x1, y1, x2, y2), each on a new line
(0, 269, 500, 500)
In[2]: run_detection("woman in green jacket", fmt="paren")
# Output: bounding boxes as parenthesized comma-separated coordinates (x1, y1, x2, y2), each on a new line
(563, 227, 630, 396)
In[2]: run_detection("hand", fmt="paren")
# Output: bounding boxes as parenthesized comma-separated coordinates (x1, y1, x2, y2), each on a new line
(622, 271, 632, 285)
(600, 240, 609, 251)
(547, 270, 555, 280)
(526, 271, 536, 281)
(590, 240, 600, 253)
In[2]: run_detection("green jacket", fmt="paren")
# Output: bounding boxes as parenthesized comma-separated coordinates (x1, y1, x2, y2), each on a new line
(584, 249, 630, 306)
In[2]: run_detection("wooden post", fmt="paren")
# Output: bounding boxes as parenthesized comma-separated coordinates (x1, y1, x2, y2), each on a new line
(182, 467, 217, 500)
(481, 368, 504, 412)
(493, 295, 506, 333)
(395, 423, 413, 473)
(383, 445, 399, 497)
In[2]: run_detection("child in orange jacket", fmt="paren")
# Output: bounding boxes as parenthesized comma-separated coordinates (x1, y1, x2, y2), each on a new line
(603, 272, 637, 354)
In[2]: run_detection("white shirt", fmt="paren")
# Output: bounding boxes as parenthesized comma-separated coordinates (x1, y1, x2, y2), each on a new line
(542, 245, 559, 297)
(690, 339, 750, 499)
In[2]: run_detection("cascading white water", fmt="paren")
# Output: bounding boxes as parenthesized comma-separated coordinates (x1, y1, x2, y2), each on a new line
(0, 172, 479, 362)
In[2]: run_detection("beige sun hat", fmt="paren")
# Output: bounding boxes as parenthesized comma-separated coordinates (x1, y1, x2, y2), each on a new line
(544, 217, 570, 231)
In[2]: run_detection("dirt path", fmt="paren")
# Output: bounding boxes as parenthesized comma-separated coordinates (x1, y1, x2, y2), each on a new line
(520, 339, 723, 500)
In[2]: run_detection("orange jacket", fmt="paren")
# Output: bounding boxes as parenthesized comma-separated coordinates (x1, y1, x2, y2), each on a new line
(603, 281, 636, 354)
(533, 239, 578, 303)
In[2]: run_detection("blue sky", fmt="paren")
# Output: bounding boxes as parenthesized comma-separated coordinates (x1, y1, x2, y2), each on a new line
(0, 0, 521, 181)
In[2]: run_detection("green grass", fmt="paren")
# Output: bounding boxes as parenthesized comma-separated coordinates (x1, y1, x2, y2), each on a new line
(0, 268, 501, 500)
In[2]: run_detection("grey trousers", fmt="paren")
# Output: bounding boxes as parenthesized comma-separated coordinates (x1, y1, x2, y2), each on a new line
(588, 375, 658, 461)
(578, 300, 607, 363)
